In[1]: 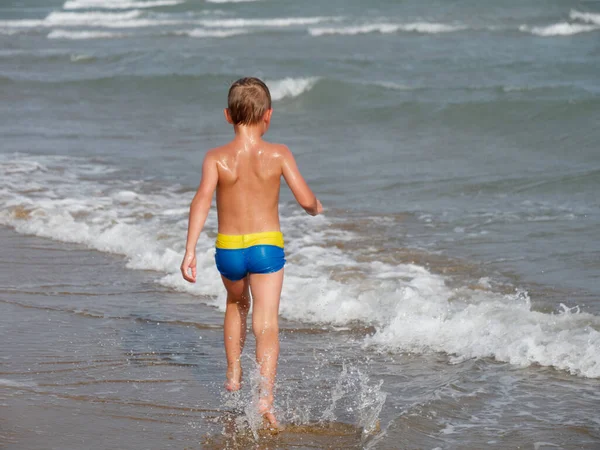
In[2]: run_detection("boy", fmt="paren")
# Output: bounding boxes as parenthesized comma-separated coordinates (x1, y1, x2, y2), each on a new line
(180, 77, 322, 427)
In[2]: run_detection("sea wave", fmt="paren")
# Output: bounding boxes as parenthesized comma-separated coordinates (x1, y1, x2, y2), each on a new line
(1, 154, 599, 378)
(63, 0, 184, 9)
(0, 19, 46, 28)
(570, 9, 600, 25)
(206, 0, 262, 3)
(46, 10, 143, 25)
(48, 29, 128, 39)
(267, 77, 319, 101)
(199, 17, 336, 28)
(519, 22, 599, 36)
(175, 28, 250, 38)
(44, 10, 187, 28)
(0, 12, 336, 31)
(309, 22, 465, 36)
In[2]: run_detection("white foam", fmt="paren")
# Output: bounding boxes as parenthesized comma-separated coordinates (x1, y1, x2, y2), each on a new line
(46, 11, 186, 29)
(519, 22, 599, 36)
(309, 24, 400, 37)
(399, 22, 465, 33)
(178, 28, 250, 38)
(206, 0, 261, 3)
(0, 19, 45, 28)
(309, 22, 464, 37)
(0, 13, 335, 31)
(63, 0, 183, 9)
(1, 154, 599, 379)
(45, 10, 142, 26)
(366, 287, 600, 378)
(267, 77, 319, 101)
(200, 16, 334, 28)
(48, 29, 127, 39)
(570, 10, 600, 25)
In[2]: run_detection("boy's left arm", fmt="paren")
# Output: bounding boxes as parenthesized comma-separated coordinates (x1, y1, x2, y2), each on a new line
(180, 152, 218, 283)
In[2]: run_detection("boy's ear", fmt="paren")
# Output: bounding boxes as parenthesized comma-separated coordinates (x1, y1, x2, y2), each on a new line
(224, 108, 234, 124)
(263, 108, 273, 123)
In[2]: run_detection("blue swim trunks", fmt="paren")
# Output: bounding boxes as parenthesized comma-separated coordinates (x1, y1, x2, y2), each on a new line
(214, 231, 286, 281)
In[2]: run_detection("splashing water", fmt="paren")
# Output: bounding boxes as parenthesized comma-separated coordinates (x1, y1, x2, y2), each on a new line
(219, 358, 386, 443)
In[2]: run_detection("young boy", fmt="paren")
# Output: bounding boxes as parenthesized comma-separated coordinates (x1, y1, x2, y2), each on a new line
(180, 77, 322, 427)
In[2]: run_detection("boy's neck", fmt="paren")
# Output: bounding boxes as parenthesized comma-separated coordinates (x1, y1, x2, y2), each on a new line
(233, 124, 266, 142)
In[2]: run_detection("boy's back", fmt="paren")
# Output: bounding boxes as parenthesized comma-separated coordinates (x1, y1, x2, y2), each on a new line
(213, 138, 284, 235)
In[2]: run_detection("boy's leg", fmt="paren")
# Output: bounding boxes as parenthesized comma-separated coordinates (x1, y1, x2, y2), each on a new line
(248, 269, 284, 426)
(221, 275, 251, 391)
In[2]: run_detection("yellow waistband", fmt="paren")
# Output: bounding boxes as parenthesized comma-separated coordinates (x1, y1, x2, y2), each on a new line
(216, 231, 284, 249)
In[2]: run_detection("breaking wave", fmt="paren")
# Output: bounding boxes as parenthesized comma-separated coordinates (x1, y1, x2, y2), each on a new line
(1, 154, 599, 379)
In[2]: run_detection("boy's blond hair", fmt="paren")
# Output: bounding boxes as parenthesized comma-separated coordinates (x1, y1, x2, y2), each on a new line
(227, 77, 272, 126)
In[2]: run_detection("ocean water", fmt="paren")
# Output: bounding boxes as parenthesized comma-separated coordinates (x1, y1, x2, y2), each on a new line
(1, 0, 599, 448)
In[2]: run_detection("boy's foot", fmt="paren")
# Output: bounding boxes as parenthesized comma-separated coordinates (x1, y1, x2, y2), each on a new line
(224, 379, 242, 391)
(258, 398, 279, 429)
(225, 366, 242, 392)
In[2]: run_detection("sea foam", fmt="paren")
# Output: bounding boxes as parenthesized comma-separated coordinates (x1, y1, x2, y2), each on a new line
(177, 28, 250, 38)
(63, 0, 184, 9)
(199, 17, 334, 28)
(48, 29, 127, 39)
(206, 0, 262, 3)
(45, 10, 143, 26)
(520, 22, 599, 36)
(267, 77, 319, 101)
(1, 154, 599, 378)
(309, 22, 464, 37)
(570, 9, 600, 25)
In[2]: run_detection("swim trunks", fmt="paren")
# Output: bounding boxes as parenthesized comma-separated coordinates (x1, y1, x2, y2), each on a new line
(215, 231, 286, 281)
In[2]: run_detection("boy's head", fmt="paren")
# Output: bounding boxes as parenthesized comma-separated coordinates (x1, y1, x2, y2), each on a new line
(226, 77, 272, 126)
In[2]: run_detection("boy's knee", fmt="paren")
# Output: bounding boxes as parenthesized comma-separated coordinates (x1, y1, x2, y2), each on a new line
(252, 320, 278, 338)
(228, 292, 250, 310)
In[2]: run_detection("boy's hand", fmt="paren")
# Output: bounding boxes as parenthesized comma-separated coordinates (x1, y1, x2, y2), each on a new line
(316, 199, 323, 215)
(180, 251, 197, 283)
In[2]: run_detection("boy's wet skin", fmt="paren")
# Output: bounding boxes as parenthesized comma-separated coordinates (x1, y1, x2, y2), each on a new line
(181, 77, 322, 427)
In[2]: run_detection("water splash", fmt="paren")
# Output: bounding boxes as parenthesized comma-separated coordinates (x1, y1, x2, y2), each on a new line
(218, 358, 386, 443)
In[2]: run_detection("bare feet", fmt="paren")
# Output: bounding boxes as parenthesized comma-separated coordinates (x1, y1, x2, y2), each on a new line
(258, 398, 279, 429)
(225, 365, 242, 392)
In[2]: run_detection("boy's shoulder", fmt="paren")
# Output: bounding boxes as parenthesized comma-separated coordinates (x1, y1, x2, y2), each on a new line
(206, 140, 292, 158)
(262, 141, 291, 156)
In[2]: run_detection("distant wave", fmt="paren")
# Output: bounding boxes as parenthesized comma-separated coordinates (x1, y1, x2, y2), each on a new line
(47, 10, 143, 24)
(175, 28, 250, 38)
(0, 12, 335, 31)
(200, 17, 335, 28)
(268, 77, 319, 101)
(48, 29, 128, 39)
(0, 19, 46, 28)
(518, 9, 600, 37)
(570, 9, 600, 25)
(63, 0, 184, 9)
(47, 27, 252, 40)
(206, 0, 261, 3)
(519, 22, 599, 36)
(309, 22, 465, 36)
(44, 10, 189, 28)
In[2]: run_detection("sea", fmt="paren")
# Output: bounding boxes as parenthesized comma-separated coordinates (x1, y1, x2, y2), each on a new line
(1, 0, 599, 448)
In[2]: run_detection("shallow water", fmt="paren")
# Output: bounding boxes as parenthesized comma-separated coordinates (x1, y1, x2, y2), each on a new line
(2, 229, 599, 449)
(1, 0, 600, 448)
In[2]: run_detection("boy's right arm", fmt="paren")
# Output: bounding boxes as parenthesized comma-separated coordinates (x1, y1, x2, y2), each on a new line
(181, 151, 218, 283)
(281, 146, 322, 216)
